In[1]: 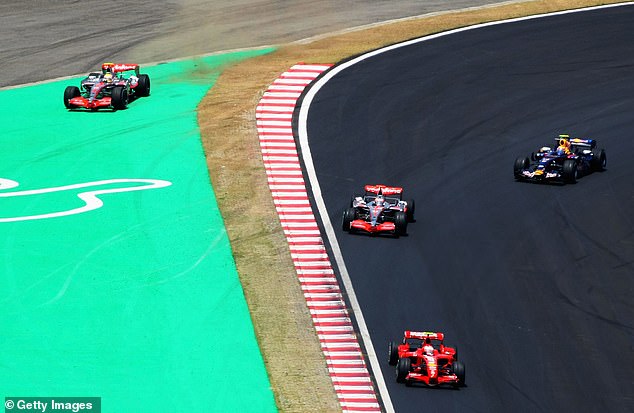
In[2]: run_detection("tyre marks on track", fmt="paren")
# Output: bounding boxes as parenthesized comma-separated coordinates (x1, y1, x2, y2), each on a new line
(256, 64, 381, 413)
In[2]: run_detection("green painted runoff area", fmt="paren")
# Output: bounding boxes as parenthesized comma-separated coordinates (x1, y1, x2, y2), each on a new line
(0, 49, 278, 412)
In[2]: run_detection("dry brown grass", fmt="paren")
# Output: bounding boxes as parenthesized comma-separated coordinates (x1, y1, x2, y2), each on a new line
(197, 1, 627, 411)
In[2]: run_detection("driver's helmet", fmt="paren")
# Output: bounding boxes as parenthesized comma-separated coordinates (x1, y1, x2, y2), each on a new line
(375, 195, 385, 207)
(423, 344, 434, 356)
(103, 72, 114, 83)
(559, 136, 571, 147)
(557, 138, 570, 155)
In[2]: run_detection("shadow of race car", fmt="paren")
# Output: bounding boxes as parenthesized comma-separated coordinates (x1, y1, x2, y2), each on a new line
(514, 135, 606, 184)
(388, 330, 465, 388)
(63, 63, 150, 111)
(341, 184, 414, 237)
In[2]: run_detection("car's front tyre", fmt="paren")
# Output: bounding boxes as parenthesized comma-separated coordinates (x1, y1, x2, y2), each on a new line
(452, 361, 466, 387)
(394, 211, 407, 236)
(396, 357, 411, 383)
(514, 157, 529, 180)
(111, 86, 129, 110)
(342, 207, 356, 232)
(562, 159, 578, 184)
(64, 86, 81, 109)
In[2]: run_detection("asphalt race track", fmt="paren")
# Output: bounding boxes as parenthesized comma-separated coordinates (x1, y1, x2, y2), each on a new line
(304, 5, 634, 412)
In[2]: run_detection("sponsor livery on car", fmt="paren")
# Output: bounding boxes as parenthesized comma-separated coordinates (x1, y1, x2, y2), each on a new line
(514, 134, 606, 184)
(341, 184, 415, 237)
(388, 330, 465, 388)
(63, 63, 151, 110)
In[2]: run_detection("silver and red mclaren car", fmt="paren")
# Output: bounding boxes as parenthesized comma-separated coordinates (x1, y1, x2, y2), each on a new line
(342, 184, 415, 237)
(63, 63, 150, 111)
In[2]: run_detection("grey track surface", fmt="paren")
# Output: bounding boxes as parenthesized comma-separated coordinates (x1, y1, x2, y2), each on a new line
(1, 0, 512, 88)
(305, 5, 634, 413)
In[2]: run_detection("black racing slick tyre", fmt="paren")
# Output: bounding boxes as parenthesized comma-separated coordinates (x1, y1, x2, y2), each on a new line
(406, 199, 415, 222)
(562, 159, 578, 184)
(136, 74, 151, 97)
(591, 148, 606, 171)
(452, 361, 466, 387)
(342, 208, 356, 232)
(396, 357, 411, 383)
(514, 157, 529, 180)
(394, 211, 408, 236)
(388, 342, 399, 366)
(64, 86, 81, 109)
(111, 87, 129, 110)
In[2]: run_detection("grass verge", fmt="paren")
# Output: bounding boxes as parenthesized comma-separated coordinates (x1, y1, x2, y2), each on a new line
(197, 1, 627, 411)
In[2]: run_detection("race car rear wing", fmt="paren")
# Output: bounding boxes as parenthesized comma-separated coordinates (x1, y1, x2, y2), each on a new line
(102, 63, 141, 76)
(405, 331, 445, 341)
(364, 184, 403, 196)
(553, 137, 596, 148)
(570, 138, 596, 148)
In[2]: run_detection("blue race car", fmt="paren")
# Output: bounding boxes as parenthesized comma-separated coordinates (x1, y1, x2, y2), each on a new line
(514, 135, 606, 184)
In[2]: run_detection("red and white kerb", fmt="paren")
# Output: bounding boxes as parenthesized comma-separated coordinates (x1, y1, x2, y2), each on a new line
(256, 64, 381, 412)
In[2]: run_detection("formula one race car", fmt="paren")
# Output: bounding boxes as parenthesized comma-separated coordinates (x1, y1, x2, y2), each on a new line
(388, 331, 465, 388)
(341, 184, 415, 237)
(514, 135, 606, 184)
(63, 63, 151, 110)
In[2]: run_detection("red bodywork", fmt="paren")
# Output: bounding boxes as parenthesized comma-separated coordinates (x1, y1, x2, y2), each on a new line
(68, 83, 113, 110)
(102, 63, 140, 74)
(349, 185, 401, 233)
(364, 184, 403, 196)
(349, 207, 397, 233)
(389, 330, 465, 388)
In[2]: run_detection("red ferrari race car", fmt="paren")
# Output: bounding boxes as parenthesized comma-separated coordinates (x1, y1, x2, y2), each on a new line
(388, 330, 465, 388)
(63, 63, 150, 110)
(341, 184, 415, 237)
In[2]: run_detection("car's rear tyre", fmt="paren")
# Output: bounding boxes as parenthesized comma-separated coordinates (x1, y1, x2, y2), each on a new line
(396, 357, 411, 383)
(406, 199, 415, 222)
(562, 159, 578, 184)
(514, 156, 529, 179)
(394, 211, 408, 236)
(342, 207, 356, 232)
(64, 86, 81, 109)
(136, 74, 151, 97)
(388, 342, 399, 366)
(111, 86, 128, 110)
(591, 148, 606, 171)
(452, 361, 466, 387)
